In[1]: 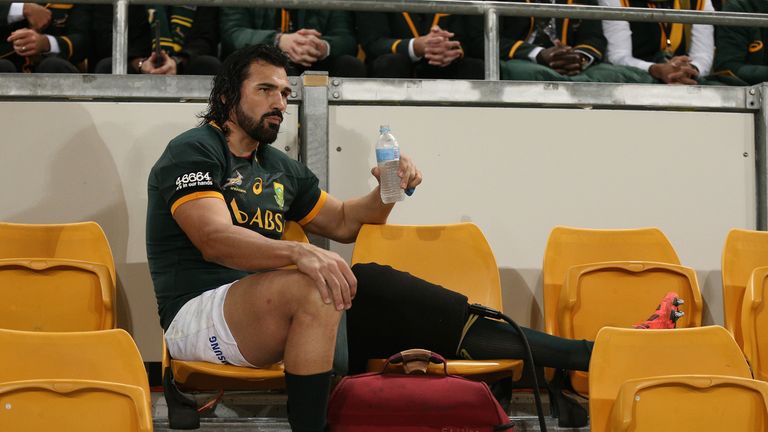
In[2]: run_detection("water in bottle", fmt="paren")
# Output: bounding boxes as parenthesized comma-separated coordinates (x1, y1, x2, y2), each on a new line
(376, 125, 405, 204)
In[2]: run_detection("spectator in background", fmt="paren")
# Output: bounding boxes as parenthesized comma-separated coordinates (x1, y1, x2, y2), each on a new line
(712, 0, 768, 85)
(0, 2, 89, 73)
(221, 7, 365, 77)
(93, 5, 220, 75)
(599, 0, 715, 85)
(499, 0, 651, 82)
(356, 11, 484, 79)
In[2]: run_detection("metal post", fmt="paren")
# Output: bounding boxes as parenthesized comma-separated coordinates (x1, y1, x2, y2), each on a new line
(299, 71, 330, 248)
(755, 84, 768, 230)
(484, 7, 500, 81)
(112, 0, 128, 74)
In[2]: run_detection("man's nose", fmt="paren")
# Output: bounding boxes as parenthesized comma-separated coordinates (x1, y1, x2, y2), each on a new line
(272, 92, 287, 111)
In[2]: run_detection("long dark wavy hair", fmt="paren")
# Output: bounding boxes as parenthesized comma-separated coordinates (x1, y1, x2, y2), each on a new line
(199, 44, 290, 136)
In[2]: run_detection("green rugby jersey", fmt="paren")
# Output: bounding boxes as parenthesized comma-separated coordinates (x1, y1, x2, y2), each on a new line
(147, 123, 326, 330)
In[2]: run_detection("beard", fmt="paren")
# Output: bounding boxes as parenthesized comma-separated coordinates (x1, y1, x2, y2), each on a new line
(234, 103, 282, 145)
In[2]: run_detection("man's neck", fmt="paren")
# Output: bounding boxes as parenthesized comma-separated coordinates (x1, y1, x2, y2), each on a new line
(225, 120, 259, 158)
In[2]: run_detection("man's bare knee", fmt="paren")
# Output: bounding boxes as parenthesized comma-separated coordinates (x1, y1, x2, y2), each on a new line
(290, 273, 343, 326)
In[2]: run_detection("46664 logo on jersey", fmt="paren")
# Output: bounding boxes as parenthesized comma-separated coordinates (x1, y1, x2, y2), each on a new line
(176, 171, 213, 190)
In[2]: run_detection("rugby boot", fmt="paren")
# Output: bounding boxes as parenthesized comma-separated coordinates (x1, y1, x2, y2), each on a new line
(632, 291, 685, 329)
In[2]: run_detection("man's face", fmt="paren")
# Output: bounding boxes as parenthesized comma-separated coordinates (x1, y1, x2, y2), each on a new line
(233, 61, 291, 145)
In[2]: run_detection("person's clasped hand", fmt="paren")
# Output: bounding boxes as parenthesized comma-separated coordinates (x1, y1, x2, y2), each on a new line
(279, 29, 326, 67)
(649, 55, 698, 85)
(415, 26, 463, 67)
(22, 3, 51, 32)
(139, 51, 178, 75)
(8, 28, 49, 56)
(537, 40, 585, 76)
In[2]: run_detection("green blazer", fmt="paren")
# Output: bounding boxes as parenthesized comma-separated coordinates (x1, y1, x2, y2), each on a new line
(355, 12, 484, 61)
(221, 8, 357, 59)
(713, 0, 768, 85)
(500, 0, 605, 62)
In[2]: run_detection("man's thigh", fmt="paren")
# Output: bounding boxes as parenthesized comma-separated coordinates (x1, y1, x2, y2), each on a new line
(223, 269, 317, 367)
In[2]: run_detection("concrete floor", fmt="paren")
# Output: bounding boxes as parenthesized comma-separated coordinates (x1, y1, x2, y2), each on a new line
(151, 390, 591, 431)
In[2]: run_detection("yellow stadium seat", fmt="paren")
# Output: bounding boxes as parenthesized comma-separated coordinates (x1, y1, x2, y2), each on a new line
(722, 228, 768, 349)
(162, 221, 306, 429)
(610, 375, 768, 432)
(743, 266, 768, 382)
(589, 326, 752, 432)
(543, 226, 680, 338)
(0, 221, 116, 284)
(0, 222, 116, 331)
(559, 261, 703, 395)
(351, 223, 523, 383)
(0, 328, 152, 432)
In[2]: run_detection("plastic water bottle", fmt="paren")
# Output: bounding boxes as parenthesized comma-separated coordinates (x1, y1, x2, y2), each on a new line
(376, 125, 405, 204)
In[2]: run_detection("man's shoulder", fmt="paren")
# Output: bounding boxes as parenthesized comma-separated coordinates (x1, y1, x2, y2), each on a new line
(166, 125, 224, 154)
(153, 125, 226, 169)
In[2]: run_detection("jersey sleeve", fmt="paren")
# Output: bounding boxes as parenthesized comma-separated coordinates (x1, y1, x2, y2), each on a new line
(153, 140, 226, 214)
(285, 163, 326, 225)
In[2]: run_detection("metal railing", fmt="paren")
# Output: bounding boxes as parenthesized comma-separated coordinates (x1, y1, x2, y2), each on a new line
(2, 0, 768, 77)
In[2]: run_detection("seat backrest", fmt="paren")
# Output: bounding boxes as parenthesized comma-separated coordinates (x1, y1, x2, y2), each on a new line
(722, 228, 768, 349)
(543, 226, 680, 336)
(351, 223, 502, 308)
(0, 222, 116, 286)
(611, 375, 768, 432)
(0, 259, 114, 331)
(589, 326, 752, 432)
(743, 266, 768, 383)
(559, 261, 703, 341)
(0, 329, 151, 431)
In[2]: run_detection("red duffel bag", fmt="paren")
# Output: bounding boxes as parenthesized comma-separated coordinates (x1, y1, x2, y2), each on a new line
(327, 349, 514, 432)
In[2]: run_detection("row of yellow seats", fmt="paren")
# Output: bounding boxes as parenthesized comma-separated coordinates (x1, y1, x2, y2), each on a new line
(2, 221, 766, 431)
(543, 226, 768, 392)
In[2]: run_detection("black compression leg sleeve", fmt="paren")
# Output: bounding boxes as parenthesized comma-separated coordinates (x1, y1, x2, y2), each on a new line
(348, 263, 469, 374)
(458, 315, 594, 371)
(284, 370, 333, 432)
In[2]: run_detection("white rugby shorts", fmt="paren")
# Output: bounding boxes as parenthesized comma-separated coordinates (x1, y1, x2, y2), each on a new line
(165, 282, 255, 367)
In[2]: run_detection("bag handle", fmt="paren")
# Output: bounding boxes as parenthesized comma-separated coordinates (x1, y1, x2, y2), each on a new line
(383, 348, 448, 375)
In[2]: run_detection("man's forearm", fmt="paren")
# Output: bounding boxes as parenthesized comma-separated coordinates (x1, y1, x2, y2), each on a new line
(335, 187, 395, 243)
(198, 223, 301, 271)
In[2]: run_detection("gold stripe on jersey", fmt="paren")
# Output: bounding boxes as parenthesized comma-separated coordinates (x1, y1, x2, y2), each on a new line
(298, 190, 328, 226)
(171, 191, 225, 215)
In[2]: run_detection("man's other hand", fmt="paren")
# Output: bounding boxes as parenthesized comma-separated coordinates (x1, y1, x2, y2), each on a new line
(294, 243, 357, 311)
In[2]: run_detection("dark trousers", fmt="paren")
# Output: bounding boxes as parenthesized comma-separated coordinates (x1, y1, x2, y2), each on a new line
(287, 54, 367, 78)
(0, 59, 16, 72)
(369, 53, 484, 79)
(0, 57, 78, 73)
(94, 54, 222, 75)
